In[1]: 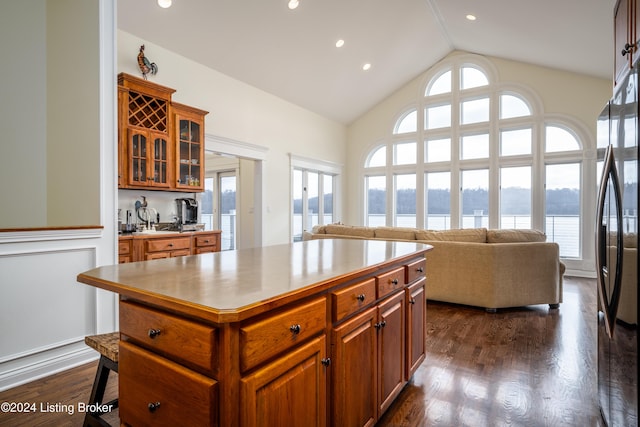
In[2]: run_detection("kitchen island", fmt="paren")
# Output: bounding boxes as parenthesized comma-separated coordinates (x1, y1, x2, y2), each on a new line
(77, 239, 432, 427)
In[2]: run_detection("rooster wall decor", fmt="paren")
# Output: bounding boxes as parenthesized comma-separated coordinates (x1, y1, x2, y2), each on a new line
(137, 45, 158, 80)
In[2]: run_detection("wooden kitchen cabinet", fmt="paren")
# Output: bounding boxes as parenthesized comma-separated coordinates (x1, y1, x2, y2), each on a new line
(174, 103, 207, 192)
(240, 335, 327, 427)
(192, 231, 221, 254)
(121, 230, 221, 263)
(405, 278, 427, 380)
(614, 0, 640, 89)
(118, 237, 133, 264)
(117, 73, 208, 192)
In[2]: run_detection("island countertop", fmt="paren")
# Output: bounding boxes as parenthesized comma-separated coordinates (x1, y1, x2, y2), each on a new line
(77, 239, 432, 323)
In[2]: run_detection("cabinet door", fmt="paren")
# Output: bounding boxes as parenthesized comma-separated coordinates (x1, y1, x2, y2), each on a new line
(615, 0, 633, 88)
(240, 335, 327, 427)
(332, 307, 377, 427)
(127, 129, 170, 188)
(405, 278, 426, 379)
(377, 291, 406, 416)
(175, 111, 205, 191)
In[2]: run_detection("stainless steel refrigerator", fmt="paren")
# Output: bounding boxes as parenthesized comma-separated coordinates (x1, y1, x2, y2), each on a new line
(596, 64, 639, 427)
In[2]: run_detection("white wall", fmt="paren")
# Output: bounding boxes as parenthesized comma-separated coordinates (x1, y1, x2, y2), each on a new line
(0, 1, 47, 227)
(118, 31, 347, 246)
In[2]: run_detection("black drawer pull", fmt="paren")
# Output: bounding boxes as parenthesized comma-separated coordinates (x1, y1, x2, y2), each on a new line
(356, 294, 366, 302)
(290, 324, 301, 334)
(148, 401, 161, 412)
(321, 358, 331, 366)
(148, 328, 162, 339)
(390, 279, 399, 285)
(416, 267, 424, 273)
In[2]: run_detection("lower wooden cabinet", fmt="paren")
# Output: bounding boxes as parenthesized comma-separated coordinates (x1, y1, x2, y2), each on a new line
(406, 278, 426, 379)
(240, 335, 327, 427)
(112, 251, 428, 427)
(119, 230, 221, 263)
(119, 341, 218, 426)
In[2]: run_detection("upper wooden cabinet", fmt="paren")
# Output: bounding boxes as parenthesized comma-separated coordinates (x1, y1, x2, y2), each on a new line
(173, 103, 207, 191)
(614, 0, 640, 89)
(117, 73, 208, 192)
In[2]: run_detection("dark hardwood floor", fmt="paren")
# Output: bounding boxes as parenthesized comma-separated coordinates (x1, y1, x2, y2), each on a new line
(0, 277, 602, 427)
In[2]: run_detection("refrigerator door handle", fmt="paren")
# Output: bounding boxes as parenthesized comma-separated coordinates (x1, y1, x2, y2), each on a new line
(595, 144, 624, 338)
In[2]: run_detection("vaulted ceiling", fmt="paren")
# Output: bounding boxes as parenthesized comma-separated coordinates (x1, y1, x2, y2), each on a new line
(118, 0, 614, 124)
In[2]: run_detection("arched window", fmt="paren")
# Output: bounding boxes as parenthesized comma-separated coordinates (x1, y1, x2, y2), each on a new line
(363, 57, 586, 260)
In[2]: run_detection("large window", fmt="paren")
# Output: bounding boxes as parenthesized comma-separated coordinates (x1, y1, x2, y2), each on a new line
(362, 57, 586, 260)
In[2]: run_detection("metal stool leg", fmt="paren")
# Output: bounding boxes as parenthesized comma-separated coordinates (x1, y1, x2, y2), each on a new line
(83, 356, 118, 427)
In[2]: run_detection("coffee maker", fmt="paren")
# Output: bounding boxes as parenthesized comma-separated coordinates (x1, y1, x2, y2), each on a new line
(176, 198, 198, 229)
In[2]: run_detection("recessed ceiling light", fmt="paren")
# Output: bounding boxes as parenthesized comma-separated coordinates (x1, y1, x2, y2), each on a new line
(157, 0, 172, 8)
(362, 63, 372, 71)
(466, 14, 476, 21)
(288, 0, 299, 9)
(336, 39, 345, 48)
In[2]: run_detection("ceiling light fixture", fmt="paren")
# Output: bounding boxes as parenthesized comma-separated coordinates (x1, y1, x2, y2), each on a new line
(466, 14, 476, 21)
(288, 0, 299, 9)
(362, 63, 372, 71)
(336, 39, 345, 48)
(157, 0, 172, 8)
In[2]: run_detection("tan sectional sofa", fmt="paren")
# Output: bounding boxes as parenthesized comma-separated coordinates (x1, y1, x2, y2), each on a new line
(305, 224, 565, 312)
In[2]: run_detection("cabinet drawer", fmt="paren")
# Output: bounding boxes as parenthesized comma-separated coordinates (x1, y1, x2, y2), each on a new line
(332, 278, 376, 322)
(240, 297, 326, 372)
(120, 301, 217, 373)
(118, 240, 131, 255)
(405, 258, 426, 284)
(376, 267, 405, 299)
(120, 341, 218, 427)
(145, 237, 191, 253)
(194, 234, 218, 248)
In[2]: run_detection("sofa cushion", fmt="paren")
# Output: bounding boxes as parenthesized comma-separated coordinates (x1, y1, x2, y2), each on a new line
(486, 229, 546, 243)
(415, 228, 487, 243)
(374, 227, 417, 240)
(325, 224, 375, 238)
(311, 225, 327, 234)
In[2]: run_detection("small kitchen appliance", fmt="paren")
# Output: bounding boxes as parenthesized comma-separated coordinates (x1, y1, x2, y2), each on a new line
(176, 197, 198, 228)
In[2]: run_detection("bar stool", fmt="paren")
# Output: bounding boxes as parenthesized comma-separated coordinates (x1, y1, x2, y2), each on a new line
(83, 332, 119, 427)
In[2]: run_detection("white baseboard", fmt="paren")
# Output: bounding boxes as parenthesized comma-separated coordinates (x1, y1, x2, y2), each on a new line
(0, 342, 99, 392)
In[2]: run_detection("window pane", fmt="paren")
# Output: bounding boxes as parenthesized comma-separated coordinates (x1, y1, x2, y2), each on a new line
(500, 166, 531, 229)
(426, 172, 450, 230)
(425, 104, 451, 129)
(220, 174, 237, 250)
(323, 174, 334, 225)
(461, 67, 488, 89)
(366, 176, 386, 226)
(461, 133, 489, 160)
(293, 169, 303, 241)
(461, 169, 489, 228)
(461, 97, 490, 124)
(307, 171, 319, 229)
(425, 138, 451, 163)
(367, 146, 386, 167)
(394, 142, 416, 165)
(546, 126, 580, 152)
(394, 110, 417, 134)
(427, 70, 451, 96)
(500, 94, 531, 119)
(546, 163, 580, 257)
(395, 174, 416, 227)
(500, 128, 532, 156)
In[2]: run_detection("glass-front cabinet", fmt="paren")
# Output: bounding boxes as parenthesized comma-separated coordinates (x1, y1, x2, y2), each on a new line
(127, 129, 170, 188)
(174, 102, 208, 192)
